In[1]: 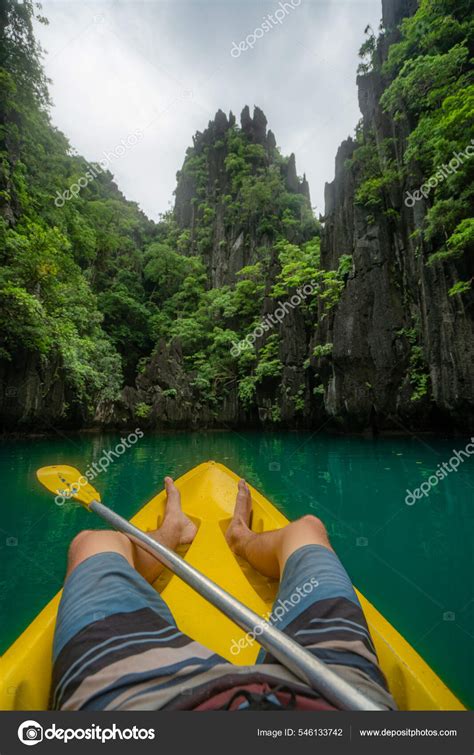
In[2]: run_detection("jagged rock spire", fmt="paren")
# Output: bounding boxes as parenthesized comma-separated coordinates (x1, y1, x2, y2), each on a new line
(267, 129, 277, 150)
(300, 173, 311, 202)
(284, 153, 298, 192)
(240, 105, 268, 145)
(213, 109, 229, 135)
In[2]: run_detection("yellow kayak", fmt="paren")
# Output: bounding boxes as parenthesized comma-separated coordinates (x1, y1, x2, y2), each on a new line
(0, 461, 465, 711)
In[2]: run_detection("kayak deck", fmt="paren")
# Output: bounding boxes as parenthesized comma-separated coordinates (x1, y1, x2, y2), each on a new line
(0, 461, 465, 711)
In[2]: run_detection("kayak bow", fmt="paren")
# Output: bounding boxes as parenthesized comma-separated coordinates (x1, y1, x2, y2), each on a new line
(0, 461, 465, 711)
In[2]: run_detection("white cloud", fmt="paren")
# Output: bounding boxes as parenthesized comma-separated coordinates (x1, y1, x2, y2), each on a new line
(35, 0, 382, 220)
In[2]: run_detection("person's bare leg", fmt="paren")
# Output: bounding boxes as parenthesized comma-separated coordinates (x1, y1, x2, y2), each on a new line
(66, 530, 135, 578)
(66, 477, 197, 583)
(226, 479, 332, 579)
(132, 476, 197, 582)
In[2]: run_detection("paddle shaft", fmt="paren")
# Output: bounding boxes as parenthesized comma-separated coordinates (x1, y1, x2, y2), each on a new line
(89, 500, 383, 711)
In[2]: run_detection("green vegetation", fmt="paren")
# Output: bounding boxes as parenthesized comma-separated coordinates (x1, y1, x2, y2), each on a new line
(271, 238, 320, 299)
(352, 134, 401, 217)
(292, 385, 306, 413)
(313, 343, 333, 359)
(1, 2, 176, 414)
(122, 118, 330, 417)
(2, 0, 468, 428)
(135, 402, 152, 419)
(357, 25, 377, 75)
(354, 0, 474, 295)
(390, 0, 473, 289)
(396, 327, 430, 402)
(408, 346, 430, 402)
(449, 280, 472, 297)
(0, 2, 323, 420)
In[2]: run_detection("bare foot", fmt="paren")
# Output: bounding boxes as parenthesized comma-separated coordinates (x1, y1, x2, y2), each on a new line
(163, 476, 197, 545)
(226, 479, 254, 556)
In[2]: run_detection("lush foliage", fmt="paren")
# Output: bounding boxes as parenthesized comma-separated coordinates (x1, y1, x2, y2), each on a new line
(0, 2, 168, 414)
(380, 0, 473, 287)
(0, 0, 332, 422)
(5, 0, 467, 426)
(135, 119, 329, 418)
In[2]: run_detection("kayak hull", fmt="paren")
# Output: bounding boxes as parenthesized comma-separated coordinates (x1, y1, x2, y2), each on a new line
(0, 461, 465, 711)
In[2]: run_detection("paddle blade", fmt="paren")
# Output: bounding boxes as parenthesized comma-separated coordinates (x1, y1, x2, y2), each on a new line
(37, 465, 101, 508)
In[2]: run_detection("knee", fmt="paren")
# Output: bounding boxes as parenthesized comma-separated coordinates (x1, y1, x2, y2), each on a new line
(295, 514, 327, 537)
(67, 529, 130, 560)
(278, 514, 332, 572)
(68, 529, 96, 555)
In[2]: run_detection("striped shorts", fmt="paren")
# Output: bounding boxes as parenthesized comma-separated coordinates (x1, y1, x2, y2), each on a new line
(51, 544, 396, 710)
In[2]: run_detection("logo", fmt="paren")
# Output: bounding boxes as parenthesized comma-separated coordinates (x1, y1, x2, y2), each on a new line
(18, 721, 43, 746)
(18, 722, 155, 745)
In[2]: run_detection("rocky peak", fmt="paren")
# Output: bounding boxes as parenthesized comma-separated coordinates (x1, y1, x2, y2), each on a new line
(213, 108, 229, 135)
(300, 173, 311, 204)
(281, 152, 311, 201)
(240, 105, 268, 145)
(285, 153, 299, 192)
(173, 104, 315, 292)
(190, 109, 237, 153)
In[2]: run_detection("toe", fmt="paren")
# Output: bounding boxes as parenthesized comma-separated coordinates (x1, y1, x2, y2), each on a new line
(234, 479, 251, 525)
(237, 480, 250, 502)
(164, 476, 181, 505)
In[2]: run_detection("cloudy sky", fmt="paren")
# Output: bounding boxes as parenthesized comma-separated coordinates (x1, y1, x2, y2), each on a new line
(34, 0, 383, 220)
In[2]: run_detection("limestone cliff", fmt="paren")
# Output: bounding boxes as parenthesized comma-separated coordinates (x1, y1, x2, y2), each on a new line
(314, 0, 474, 432)
(2, 0, 472, 434)
(106, 106, 318, 430)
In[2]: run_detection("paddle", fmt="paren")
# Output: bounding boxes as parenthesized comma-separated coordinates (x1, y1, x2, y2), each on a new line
(37, 464, 382, 711)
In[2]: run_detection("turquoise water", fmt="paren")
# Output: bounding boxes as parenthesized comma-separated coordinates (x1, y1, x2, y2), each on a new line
(0, 430, 472, 708)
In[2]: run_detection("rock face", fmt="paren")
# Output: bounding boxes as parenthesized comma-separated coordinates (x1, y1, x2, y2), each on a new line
(98, 339, 249, 429)
(123, 0, 473, 435)
(2, 0, 472, 434)
(381, 0, 418, 31)
(102, 106, 317, 431)
(0, 352, 70, 429)
(174, 106, 307, 287)
(314, 0, 474, 432)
